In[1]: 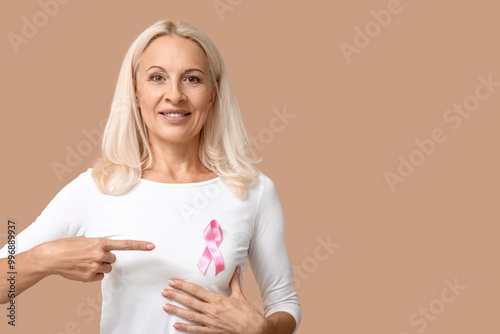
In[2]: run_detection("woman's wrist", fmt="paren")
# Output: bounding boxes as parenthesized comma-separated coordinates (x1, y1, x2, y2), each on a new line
(28, 243, 53, 279)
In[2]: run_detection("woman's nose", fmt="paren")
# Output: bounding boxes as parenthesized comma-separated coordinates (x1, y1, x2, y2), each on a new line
(164, 80, 186, 104)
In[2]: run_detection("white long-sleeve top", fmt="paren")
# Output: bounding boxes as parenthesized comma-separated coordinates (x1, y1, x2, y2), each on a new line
(0, 168, 301, 333)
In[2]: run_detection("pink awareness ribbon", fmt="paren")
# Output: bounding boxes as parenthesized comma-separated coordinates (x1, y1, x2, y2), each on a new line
(197, 220, 224, 275)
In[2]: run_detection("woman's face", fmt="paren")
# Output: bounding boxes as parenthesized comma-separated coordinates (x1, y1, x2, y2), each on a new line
(135, 36, 216, 145)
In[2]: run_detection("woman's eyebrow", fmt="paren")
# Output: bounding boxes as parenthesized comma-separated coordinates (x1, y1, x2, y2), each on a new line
(146, 65, 165, 72)
(184, 68, 205, 75)
(146, 65, 205, 75)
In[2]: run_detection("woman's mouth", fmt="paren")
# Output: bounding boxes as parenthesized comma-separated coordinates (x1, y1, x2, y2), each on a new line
(159, 111, 192, 124)
(161, 112, 191, 117)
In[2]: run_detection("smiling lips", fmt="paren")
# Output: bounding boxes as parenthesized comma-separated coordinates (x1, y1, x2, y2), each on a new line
(159, 109, 191, 124)
(159, 109, 191, 116)
(164, 112, 189, 117)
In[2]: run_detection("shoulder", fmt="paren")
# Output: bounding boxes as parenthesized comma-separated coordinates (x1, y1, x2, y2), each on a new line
(250, 171, 285, 229)
(38, 168, 96, 217)
(260, 171, 278, 194)
(57, 167, 97, 195)
(74, 167, 95, 188)
(257, 170, 276, 187)
(246, 170, 278, 196)
(251, 170, 281, 205)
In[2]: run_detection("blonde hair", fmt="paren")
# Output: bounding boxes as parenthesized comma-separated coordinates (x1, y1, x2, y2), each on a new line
(91, 20, 260, 199)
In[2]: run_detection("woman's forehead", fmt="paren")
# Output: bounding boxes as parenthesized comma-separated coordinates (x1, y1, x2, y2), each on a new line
(140, 36, 208, 72)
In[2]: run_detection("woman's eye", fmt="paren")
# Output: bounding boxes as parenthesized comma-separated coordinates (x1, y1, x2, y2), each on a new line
(151, 75, 165, 82)
(186, 76, 200, 84)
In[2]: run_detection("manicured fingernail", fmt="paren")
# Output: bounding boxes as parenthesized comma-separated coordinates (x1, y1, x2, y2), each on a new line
(168, 280, 175, 287)
(173, 323, 180, 329)
(161, 289, 169, 297)
(147, 243, 155, 250)
(163, 304, 171, 312)
(237, 266, 241, 274)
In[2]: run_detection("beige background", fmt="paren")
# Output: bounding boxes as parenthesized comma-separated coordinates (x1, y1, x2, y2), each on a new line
(1, 0, 499, 333)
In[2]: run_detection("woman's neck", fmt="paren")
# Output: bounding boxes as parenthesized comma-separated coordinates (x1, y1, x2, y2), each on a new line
(142, 136, 216, 183)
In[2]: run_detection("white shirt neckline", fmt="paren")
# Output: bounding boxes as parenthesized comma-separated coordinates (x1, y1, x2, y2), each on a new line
(139, 176, 221, 187)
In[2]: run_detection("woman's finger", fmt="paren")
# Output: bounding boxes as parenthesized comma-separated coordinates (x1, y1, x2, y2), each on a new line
(170, 321, 214, 334)
(167, 279, 219, 304)
(88, 273, 105, 282)
(103, 251, 116, 264)
(163, 303, 209, 327)
(102, 238, 155, 252)
(161, 288, 208, 313)
(98, 263, 113, 274)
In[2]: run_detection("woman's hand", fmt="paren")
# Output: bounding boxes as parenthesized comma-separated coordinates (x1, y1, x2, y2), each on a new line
(36, 236, 155, 282)
(161, 266, 270, 334)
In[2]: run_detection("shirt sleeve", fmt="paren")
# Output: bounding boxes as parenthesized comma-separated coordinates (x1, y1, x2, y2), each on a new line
(0, 171, 90, 259)
(248, 173, 302, 333)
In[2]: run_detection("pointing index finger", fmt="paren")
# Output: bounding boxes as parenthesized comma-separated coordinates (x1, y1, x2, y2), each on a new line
(103, 239, 155, 251)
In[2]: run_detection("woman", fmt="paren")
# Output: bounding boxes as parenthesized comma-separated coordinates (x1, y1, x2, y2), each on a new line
(0, 20, 301, 333)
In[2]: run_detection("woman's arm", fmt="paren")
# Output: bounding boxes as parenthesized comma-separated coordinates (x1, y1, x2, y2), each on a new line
(0, 245, 48, 304)
(247, 174, 302, 332)
(0, 237, 154, 305)
(0, 171, 96, 304)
